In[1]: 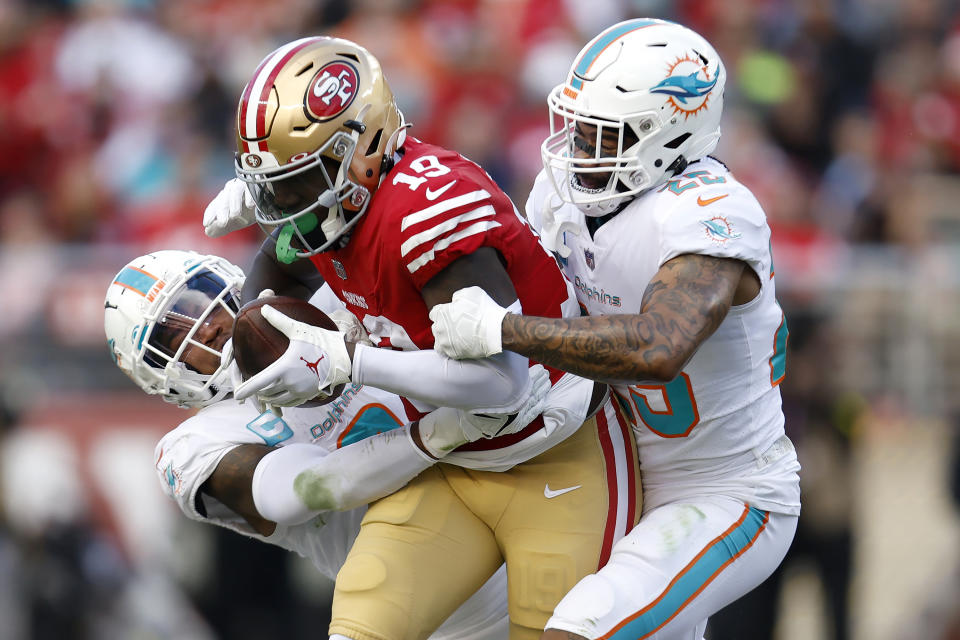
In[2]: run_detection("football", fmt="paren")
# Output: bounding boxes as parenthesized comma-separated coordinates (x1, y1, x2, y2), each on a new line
(232, 295, 345, 406)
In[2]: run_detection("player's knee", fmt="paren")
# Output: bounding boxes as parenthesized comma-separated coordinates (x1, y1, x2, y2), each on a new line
(335, 553, 388, 593)
(331, 552, 413, 640)
(547, 573, 617, 639)
(554, 573, 616, 618)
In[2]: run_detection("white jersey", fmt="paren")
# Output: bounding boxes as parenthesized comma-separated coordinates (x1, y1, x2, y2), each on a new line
(527, 157, 800, 516)
(155, 386, 509, 639)
(154, 387, 407, 573)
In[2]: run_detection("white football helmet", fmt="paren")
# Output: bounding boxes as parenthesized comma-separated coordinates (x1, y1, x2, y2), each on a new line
(234, 36, 407, 262)
(104, 250, 245, 408)
(542, 19, 726, 215)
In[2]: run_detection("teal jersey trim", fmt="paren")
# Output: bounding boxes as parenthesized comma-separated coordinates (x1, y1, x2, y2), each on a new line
(339, 406, 404, 447)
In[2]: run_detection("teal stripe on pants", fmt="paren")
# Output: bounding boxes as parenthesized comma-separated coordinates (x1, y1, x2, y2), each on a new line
(610, 505, 768, 639)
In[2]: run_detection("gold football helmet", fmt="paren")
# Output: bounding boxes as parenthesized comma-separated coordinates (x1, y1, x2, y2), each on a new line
(234, 37, 406, 260)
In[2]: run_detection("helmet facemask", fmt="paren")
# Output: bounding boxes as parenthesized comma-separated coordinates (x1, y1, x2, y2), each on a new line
(542, 96, 659, 216)
(105, 252, 244, 409)
(143, 268, 241, 406)
(237, 124, 371, 262)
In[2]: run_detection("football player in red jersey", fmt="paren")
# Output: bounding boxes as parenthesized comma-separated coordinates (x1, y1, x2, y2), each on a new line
(203, 37, 641, 640)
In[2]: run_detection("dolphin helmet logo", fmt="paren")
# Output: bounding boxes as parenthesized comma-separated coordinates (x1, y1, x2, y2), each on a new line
(651, 71, 718, 103)
(651, 52, 718, 119)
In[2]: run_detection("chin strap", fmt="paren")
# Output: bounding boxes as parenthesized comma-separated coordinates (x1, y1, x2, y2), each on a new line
(381, 108, 410, 176)
(667, 154, 689, 177)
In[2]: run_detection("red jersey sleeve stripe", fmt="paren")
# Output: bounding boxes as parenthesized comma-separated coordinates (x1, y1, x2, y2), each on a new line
(400, 205, 496, 257)
(400, 189, 491, 232)
(406, 221, 502, 273)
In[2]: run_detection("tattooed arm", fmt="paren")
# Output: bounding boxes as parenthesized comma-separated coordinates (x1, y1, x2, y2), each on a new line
(201, 444, 277, 536)
(500, 254, 750, 385)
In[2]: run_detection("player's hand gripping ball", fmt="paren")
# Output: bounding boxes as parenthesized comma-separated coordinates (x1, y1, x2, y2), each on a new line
(232, 296, 346, 406)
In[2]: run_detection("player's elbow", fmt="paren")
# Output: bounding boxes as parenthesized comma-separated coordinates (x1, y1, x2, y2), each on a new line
(292, 468, 351, 513)
(625, 349, 687, 384)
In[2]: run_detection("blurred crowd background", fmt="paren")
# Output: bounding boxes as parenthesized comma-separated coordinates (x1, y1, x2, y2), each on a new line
(1, 0, 959, 638)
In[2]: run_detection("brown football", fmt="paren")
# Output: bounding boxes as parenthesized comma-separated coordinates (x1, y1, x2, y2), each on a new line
(232, 295, 344, 406)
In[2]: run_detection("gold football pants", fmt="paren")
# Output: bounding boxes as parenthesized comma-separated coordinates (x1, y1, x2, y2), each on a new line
(329, 398, 641, 640)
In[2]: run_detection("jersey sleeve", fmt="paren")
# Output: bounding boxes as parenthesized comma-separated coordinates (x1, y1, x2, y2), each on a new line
(524, 170, 552, 234)
(658, 183, 772, 282)
(153, 400, 272, 526)
(391, 148, 518, 289)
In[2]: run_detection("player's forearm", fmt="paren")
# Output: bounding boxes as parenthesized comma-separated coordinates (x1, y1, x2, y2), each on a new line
(352, 345, 531, 413)
(252, 429, 433, 524)
(202, 444, 277, 536)
(241, 235, 325, 302)
(500, 313, 682, 384)
(500, 255, 741, 385)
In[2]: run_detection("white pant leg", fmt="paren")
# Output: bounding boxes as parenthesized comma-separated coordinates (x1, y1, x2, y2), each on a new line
(546, 496, 798, 640)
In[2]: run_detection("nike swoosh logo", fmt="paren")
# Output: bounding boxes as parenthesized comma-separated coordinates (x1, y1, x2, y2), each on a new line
(544, 484, 582, 499)
(697, 194, 728, 206)
(425, 180, 457, 201)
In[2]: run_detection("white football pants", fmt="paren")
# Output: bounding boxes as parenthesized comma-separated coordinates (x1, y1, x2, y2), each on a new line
(546, 495, 798, 640)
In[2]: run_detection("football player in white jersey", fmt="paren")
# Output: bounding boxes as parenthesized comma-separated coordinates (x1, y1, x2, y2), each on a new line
(103, 249, 556, 640)
(429, 19, 801, 640)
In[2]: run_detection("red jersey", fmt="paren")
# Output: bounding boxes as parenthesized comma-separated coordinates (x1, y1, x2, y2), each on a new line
(307, 139, 587, 459)
(309, 138, 578, 358)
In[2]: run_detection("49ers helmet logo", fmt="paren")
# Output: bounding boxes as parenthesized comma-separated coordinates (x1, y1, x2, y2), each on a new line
(306, 61, 359, 121)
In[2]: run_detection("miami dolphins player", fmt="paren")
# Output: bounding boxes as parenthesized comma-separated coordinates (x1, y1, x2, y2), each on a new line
(429, 19, 801, 640)
(104, 249, 551, 639)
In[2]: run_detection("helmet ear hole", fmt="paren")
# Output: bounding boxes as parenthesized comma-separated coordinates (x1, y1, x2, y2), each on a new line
(365, 129, 383, 156)
(664, 132, 691, 149)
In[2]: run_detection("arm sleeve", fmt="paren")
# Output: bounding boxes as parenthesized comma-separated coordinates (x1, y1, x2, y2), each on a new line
(251, 427, 434, 525)
(352, 301, 530, 414)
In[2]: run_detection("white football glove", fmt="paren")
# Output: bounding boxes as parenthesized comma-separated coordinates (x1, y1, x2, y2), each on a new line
(538, 192, 580, 259)
(203, 178, 257, 238)
(232, 304, 352, 407)
(429, 286, 509, 360)
(415, 364, 550, 458)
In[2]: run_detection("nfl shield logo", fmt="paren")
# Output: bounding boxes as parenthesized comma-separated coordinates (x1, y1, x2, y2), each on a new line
(584, 249, 595, 270)
(333, 260, 348, 280)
